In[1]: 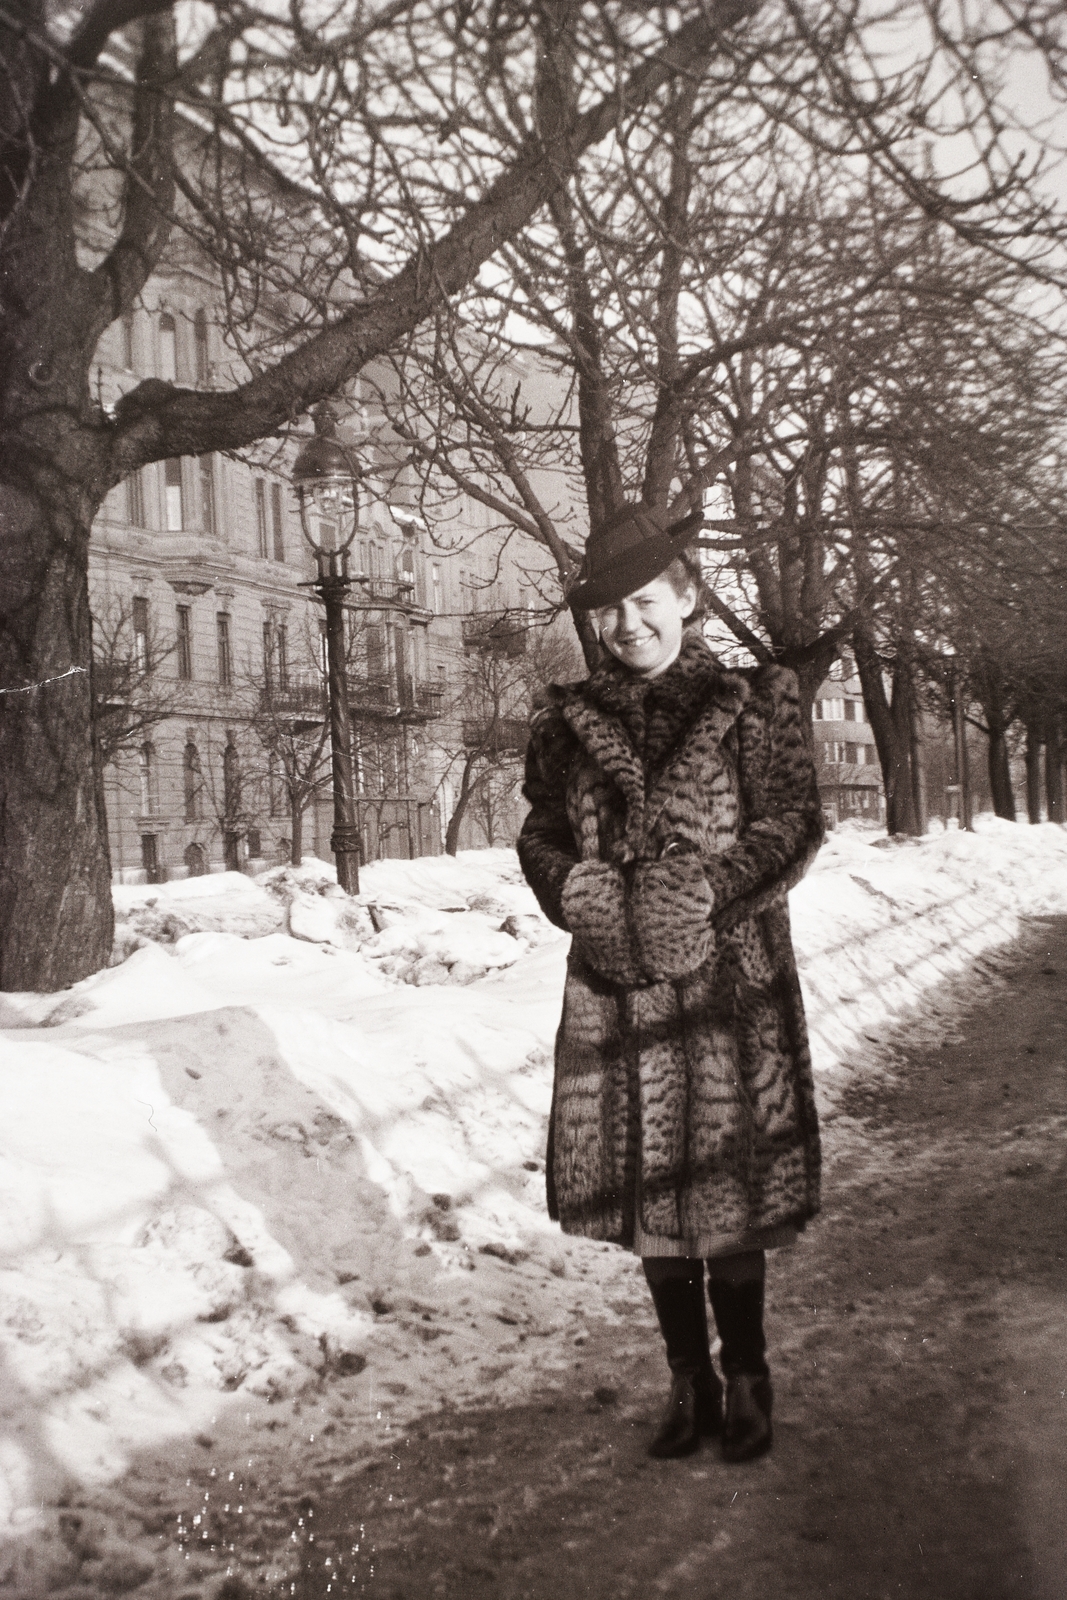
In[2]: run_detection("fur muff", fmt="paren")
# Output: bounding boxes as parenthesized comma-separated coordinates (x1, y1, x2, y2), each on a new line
(560, 861, 642, 987)
(630, 855, 716, 982)
(517, 632, 825, 1249)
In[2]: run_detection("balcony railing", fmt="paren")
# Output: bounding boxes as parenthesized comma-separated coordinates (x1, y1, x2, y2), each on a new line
(352, 576, 433, 621)
(461, 612, 528, 657)
(462, 716, 529, 753)
(351, 676, 444, 722)
(93, 658, 135, 711)
(255, 672, 443, 726)
(259, 676, 327, 730)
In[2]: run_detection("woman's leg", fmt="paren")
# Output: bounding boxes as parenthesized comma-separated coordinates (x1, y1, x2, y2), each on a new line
(641, 1257, 723, 1458)
(705, 1249, 773, 1462)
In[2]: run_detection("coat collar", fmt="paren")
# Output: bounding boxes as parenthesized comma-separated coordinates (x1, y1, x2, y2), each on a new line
(552, 633, 750, 859)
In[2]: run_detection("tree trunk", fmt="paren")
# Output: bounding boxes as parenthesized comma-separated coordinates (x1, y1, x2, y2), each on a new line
(789, 639, 838, 750)
(1047, 719, 1064, 824)
(987, 723, 1016, 820)
(1024, 718, 1043, 823)
(444, 753, 480, 856)
(569, 602, 602, 672)
(290, 796, 304, 866)
(0, 480, 114, 989)
(975, 665, 1016, 822)
(909, 693, 927, 834)
(853, 622, 922, 836)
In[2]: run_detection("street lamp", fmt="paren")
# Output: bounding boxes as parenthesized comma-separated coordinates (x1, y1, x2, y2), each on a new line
(292, 404, 364, 894)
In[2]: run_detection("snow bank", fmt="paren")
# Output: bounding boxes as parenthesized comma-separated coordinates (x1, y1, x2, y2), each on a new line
(794, 818, 1067, 1070)
(2, 827, 1067, 1539)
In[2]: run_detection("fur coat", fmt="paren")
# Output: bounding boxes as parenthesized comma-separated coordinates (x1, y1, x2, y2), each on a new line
(517, 631, 825, 1250)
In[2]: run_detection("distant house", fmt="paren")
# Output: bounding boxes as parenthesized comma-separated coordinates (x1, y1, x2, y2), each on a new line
(811, 656, 884, 827)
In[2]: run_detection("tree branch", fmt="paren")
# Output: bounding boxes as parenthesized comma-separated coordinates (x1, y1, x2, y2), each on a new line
(90, 11, 176, 326)
(67, 0, 173, 71)
(108, 0, 762, 471)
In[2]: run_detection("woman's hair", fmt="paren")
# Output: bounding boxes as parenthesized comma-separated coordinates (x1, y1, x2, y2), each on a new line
(662, 547, 712, 627)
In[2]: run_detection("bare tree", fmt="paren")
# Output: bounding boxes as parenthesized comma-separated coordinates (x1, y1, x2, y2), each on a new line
(1, 0, 767, 989)
(380, 126, 1067, 743)
(91, 599, 181, 768)
(434, 615, 582, 854)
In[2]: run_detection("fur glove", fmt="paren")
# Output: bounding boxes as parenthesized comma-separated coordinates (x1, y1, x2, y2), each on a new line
(560, 861, 642, 987)
(631, 855, 716, 982)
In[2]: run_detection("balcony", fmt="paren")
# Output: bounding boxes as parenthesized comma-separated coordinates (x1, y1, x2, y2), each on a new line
(352, 576, 433, 624)
(462, 716, 529, 754)
(351, 675, 444, 723)
(461, 612, 528, 657)
(259, 676, 326, 732)
(93, 658, 135, 713)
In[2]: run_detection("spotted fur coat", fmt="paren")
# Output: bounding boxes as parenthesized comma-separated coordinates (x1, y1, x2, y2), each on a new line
(517, 632, 825, 1248)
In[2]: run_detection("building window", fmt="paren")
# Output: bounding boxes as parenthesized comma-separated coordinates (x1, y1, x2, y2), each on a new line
(399, 544, 416, 599)
(262, 620, 288, 689)
(366, 623, 384, 680)
(255, 479, 269, 558)
(159, 313, 177, 381)
(216, 613, 233, 687)
(823, 741, 849, 765)
(164, 458, 184, 530)
(138, 742, 158, 815)
(176, 605, 192, 680)
(200, 455, 217, 537)
(184, 841, 207, 877)
(271, 482, 285, 562)
(845, 700, 865, 723)
(141, 832, 160, 881)
(194, 309, 209, 385)
(431, 562, 442, 613)
(222, 739, 242, 873)
(183, 740, 201, 820)
(223, 739, 241, 823)
(268, 753, 282, 817)
(125, 469, 145, 527)
(246, 827, 262, 858)
(132, 596, 149, 672)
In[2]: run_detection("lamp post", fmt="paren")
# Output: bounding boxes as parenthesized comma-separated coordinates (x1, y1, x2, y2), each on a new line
(292, 405, 364, 894)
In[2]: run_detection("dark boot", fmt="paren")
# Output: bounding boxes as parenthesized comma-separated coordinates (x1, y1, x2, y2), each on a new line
(644, 1269, 723, 1458)
(721, 1372, 773, 1463)
(707, 1274, 773, 1463)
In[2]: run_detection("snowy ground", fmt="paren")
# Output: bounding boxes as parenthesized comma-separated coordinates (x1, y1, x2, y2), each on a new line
(2, 820, 1067, 1591)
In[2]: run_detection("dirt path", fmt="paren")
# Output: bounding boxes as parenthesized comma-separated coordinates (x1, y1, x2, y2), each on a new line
(39, 914, 1067, 1600)
(267, 914, 1067, 1600)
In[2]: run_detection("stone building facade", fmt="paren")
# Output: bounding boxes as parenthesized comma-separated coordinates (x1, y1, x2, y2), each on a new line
(90, 284, 566, 883)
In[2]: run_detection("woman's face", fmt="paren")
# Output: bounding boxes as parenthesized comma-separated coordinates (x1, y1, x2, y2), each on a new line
(594, 573, 696, 678)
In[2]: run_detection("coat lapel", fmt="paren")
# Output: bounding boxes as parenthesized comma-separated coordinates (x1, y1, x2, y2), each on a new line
(559, 696, 648, 852)
(644, 670, 749, 841)
(556, 641, 750, 859)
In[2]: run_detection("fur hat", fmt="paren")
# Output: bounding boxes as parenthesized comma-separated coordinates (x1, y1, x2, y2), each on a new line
(569, 503, 704, 610)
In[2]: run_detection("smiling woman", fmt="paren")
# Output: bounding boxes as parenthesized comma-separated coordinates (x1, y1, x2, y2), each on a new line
(592, 569, 696, 679)
(519, 501, 825, 1465)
